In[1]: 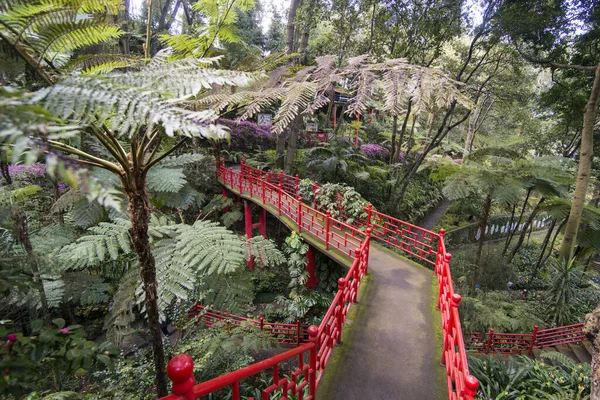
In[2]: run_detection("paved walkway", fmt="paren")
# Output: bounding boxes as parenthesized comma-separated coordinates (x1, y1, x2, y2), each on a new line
(317, 244, 446, 400)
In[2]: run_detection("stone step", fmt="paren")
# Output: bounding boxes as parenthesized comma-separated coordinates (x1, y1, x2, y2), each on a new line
(568, 343, 592, 364)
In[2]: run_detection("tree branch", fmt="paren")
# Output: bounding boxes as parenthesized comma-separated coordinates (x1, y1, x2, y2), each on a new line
(143, 138, 188, 171)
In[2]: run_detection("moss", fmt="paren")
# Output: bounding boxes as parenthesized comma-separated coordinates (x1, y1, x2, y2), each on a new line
(315, 274, 372, 398)
(431, 271, 447, 399)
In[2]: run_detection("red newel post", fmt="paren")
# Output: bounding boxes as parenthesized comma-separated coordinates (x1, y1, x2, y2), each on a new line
(464, 375, 479, 399)
(297, 196, 303, 233)
(486, 328, 494, 354)
(259, 317, 264, 331)
(308, 325, 318, 397)
(325, 211, 331, 250)
(295, 174, 299, 197)
(364, 228, 372, 273)
(337, 278, 346, 344)
(528, 325, 539, 356)
(367, 203, 372, 227)
(261, 178, 266, 204)
(167, 354, 195, 400)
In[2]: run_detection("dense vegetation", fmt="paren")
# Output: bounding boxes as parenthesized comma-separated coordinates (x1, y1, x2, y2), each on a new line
(1, 0, 600, 399)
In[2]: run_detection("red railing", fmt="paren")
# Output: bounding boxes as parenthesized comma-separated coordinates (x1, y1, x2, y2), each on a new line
(358, 205, 440, 265)
(436, 231, 479, 399)
(188, 304, 309, 346)
(467, 323, 585, 355)
(161, 161, 478, 400)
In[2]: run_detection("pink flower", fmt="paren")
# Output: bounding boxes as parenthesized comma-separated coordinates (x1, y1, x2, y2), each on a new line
(60, 328, 69, 334)
(6, 334, 17, 342)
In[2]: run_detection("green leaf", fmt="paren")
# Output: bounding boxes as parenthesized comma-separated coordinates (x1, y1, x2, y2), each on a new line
(52, 318, 66, 329)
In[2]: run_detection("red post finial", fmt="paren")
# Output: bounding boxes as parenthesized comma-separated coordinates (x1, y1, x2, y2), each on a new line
(354, 248, 362, 258)
(366, 227, 372, 236)
(464, 375, 479, 395)
(308, 325, 319, 342)
(451, 293, 461, 307)
(167, 354, 195, 399)
(445, 253, 452, 262)
(338, 277, 346, 290)
(439, 228, 445, 236)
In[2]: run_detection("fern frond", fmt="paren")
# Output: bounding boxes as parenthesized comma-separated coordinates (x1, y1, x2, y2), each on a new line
(146, 167, 187, 193)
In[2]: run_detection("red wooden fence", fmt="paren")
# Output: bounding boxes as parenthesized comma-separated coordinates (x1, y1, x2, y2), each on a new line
(160, 161, 478, 400)
(467, 323, 585, 355)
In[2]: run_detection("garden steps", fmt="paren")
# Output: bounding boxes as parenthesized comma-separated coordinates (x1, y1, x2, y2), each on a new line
(529, 343, 592, 365)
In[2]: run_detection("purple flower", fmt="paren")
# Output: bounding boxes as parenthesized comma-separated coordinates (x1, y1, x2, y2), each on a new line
(60, 328, 69, 334)
(360, 144, 391, 160)
(6, 334, 17, 343)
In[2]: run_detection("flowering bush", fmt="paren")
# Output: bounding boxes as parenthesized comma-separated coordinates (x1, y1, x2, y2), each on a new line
(7, 163, 67, 192)
(219, 119, 275, 151)
(360, 144, 390, 161)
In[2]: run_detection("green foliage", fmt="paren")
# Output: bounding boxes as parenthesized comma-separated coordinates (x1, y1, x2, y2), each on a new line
(459, 291, 544, 334)
(469, 353, 591, 400)
(0, 319, 119, 397)
(545, 258, 592, 326)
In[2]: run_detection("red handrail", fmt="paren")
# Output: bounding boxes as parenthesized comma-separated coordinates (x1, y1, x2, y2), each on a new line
(467, 323, 586, 354)
(188, 304, 309, 346)
(161, 160, 478, 400)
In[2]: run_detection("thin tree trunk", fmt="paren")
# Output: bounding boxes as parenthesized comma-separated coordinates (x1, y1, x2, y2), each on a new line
(508, 199, 543, 263)
(14, 210, 48, 320)
(286, 0, 301, 54)
(389, 115, 398, 165)
(503, 189, 531, 256)
(125, 173, 167, 397)
(531, 218, 556, 283)
(560, 62, 600, 261)
(503, 203, 517, 254)
(276, 131, 286, 169)
(365, 2, 376, 53)
(397, 101, 412, 162)
(0, 149, 11, 184)
(476, 193, 492, 268)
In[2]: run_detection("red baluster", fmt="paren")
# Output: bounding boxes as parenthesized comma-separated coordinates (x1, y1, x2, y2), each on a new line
(337, 278, 346, 344)
(325, 211, 331, 249)
(295, 174, 299, 197)
(167, 354, 195, 400)
(297, 197, 303, 233)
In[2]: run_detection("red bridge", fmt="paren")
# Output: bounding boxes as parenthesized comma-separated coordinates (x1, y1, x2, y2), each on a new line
(161, 159, 478, 400)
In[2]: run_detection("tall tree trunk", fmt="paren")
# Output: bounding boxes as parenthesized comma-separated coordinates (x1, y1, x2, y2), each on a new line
(118, 0, 130, 54)
(503, 203, 517, 254)
(476, 193, 492, 268)
(286, 0, 301, 54)
(583, 305, 600, 400)
(285, 117, 302, 173)
(365, 2, 376, 53)
(125, 173, 167, 397)
(560, 62, 600, 261)
(276, 131, 287, 169)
